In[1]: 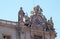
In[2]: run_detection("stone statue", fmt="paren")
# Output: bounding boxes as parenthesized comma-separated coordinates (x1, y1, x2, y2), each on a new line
(48, 17, 54, 31)
(34, 5, 40, 13)
(33, 5, 43, 15)
(49, 17, 53, 26)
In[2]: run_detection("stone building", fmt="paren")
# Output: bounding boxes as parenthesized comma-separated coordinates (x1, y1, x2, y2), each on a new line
(0, 5, 56, 39)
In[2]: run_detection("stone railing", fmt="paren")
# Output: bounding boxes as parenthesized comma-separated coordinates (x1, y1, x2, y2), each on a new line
(0, 19, 17, 25)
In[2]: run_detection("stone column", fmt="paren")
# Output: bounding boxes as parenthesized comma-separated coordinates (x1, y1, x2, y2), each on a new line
(0, 32, 3, 39)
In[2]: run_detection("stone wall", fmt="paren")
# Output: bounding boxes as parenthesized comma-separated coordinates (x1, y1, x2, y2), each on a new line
(0, 26, 17, 39)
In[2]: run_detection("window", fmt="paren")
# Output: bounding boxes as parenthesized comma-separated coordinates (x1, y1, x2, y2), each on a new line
(34, 35, 42, 39)
(3, 35, 11, 39)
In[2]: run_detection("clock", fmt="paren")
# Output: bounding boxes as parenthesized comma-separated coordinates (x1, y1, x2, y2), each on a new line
(33, 16, 43, 26)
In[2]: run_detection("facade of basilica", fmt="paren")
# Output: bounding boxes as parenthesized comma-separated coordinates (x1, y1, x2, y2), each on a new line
(0, 5, 56, 39)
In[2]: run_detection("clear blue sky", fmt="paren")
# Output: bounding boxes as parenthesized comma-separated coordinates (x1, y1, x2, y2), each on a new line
(0, 0, 60, 39)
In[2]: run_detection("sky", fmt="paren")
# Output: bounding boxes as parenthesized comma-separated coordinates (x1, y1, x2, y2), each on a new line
(0, 0, 60, 39)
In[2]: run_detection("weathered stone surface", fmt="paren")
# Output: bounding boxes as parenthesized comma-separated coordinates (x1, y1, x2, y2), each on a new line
(0, 5, 56, 39)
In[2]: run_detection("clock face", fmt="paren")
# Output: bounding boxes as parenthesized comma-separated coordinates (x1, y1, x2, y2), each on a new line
(33, 16, 43, 26)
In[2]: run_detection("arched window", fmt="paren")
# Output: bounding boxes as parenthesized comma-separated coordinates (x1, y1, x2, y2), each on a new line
(34, 35, 42, 39)
(3, 35, 11, 39)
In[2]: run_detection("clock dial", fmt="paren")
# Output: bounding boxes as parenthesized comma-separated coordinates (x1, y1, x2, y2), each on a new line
(33, 16, 43, 26)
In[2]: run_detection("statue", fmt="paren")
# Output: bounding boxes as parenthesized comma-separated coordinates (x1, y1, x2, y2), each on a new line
(32, 5, 43, 15)
(49, 17, 53, 26)
(48, 17, 54, 31)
